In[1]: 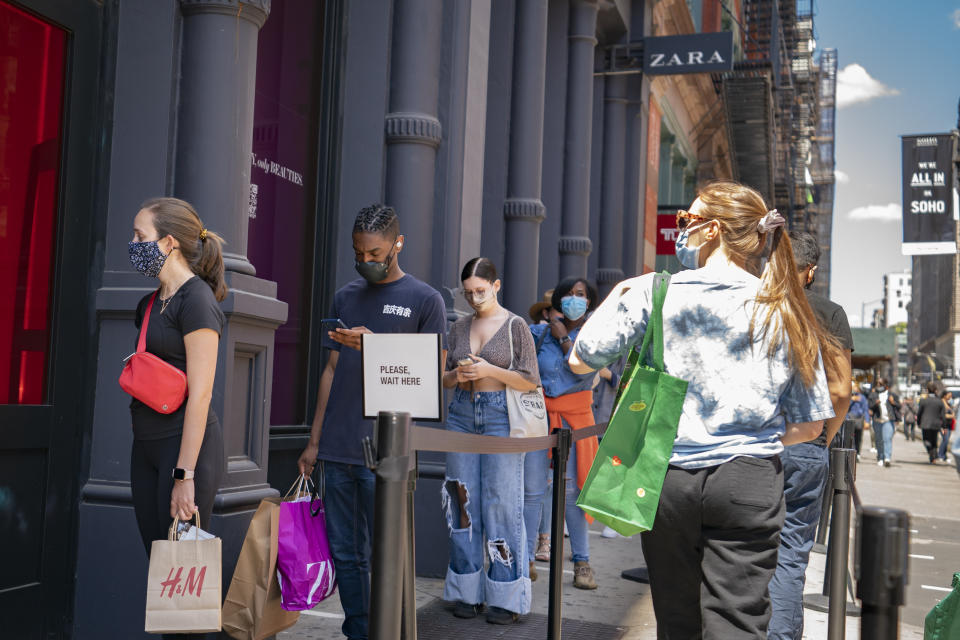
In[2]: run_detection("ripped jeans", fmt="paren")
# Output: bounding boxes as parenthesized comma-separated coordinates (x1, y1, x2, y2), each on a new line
(442, 388, 531, 614)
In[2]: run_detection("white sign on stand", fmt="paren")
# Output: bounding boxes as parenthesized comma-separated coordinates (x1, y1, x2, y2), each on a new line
(361, 333, 443, 421)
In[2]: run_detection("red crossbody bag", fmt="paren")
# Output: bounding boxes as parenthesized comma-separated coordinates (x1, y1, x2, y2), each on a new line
(118, 292, 188, 414)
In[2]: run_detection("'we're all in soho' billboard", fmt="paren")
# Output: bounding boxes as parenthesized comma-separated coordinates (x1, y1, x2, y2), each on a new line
(901, 133, 959, 255)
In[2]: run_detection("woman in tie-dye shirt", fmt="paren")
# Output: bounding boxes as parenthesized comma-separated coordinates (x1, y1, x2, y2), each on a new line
(569, 181, 834, 639)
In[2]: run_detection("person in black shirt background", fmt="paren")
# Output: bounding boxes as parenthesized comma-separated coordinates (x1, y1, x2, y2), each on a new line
(127, 197, 227, 639)
(769, 231, 852, 640)
(917, 381, 946, 463)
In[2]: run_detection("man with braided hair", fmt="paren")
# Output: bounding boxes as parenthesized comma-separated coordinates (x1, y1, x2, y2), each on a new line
(298, 204, 447, 640)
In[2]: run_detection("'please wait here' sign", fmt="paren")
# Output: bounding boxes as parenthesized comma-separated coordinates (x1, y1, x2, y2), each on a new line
(361, 333, 443, 421)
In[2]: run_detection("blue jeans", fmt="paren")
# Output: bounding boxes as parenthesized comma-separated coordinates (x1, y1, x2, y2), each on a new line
(323, 461, 376, 640)
(523, 435, 590, 563)
(442, 388, 531, 614)
(938, 429, 952, 460)
(876, 421, 894, 462)
(768, 443, 829, 639)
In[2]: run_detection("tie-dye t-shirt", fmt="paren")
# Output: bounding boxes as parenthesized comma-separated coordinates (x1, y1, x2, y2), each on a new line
(573, 261, 834, 469)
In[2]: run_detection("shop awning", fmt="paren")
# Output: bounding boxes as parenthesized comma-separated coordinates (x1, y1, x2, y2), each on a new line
(850, 328, 897, 369)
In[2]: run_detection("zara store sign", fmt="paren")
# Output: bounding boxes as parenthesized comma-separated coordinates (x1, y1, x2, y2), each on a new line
(643, 32, 734, 75)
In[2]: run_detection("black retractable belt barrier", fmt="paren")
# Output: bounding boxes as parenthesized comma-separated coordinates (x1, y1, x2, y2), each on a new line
(364, 412, 607, 640)
(856, 507, 909, 640)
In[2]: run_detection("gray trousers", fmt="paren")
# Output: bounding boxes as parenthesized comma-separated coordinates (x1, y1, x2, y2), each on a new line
(641, 456, 785, 639)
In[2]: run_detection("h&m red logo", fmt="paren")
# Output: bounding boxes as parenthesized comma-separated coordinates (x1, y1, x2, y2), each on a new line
(159, 565, 207, 598)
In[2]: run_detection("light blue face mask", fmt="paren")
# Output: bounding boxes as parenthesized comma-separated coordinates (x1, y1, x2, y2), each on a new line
(560, 295, 588, 321)
(674, 222, 708, 270)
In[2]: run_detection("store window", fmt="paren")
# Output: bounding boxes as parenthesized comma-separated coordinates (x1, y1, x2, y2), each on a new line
(248, 0, 325, 425)
(0, 3, 66, 405)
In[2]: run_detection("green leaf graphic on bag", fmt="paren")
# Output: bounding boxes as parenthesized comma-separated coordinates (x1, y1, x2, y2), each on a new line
(577, 272, 687, 537)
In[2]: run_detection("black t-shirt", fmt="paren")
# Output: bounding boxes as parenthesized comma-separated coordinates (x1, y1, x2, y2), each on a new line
(129, 276, 225, 440)
(805, 290, 853, 447)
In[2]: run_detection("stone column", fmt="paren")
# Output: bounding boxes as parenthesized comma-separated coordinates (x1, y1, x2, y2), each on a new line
(558, 0, 599, 279)
(176, 0, 270, 275)
(503, 0, 549, 313)
(597, 74, 627, 298)
(384, 0, 445, 281)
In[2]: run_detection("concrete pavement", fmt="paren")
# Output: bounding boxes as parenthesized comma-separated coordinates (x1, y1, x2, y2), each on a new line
(280, 426, 960, 639)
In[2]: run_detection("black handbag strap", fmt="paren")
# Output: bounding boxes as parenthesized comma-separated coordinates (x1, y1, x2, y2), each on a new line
(637, 272, 671, 372)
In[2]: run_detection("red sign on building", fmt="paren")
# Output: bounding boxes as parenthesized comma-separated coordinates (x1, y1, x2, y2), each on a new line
(656, 215, 679, 255)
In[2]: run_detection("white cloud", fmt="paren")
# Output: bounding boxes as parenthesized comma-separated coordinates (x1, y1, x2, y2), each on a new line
(835, 169, 850, 184)
(848, 203, 902, 222)
(836, 64, 900, 108)
(953, 8, 960, 29)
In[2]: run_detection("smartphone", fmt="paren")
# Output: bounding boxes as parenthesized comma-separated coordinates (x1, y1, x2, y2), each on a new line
(457, 356, 476, 367)
(321, 318, 348, 332)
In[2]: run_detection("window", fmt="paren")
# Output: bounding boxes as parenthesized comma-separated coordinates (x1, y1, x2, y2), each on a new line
(248, 0, 325, 425)
(0, 3, 66, 404)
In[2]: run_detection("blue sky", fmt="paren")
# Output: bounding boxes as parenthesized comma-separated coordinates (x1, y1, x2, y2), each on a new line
(815, 1, 960, 327)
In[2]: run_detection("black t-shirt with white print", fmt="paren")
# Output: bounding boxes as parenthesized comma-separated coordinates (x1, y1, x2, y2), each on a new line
(129, 276, 224, 440)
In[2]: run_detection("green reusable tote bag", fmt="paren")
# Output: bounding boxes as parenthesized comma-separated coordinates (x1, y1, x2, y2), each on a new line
(925, 572, 960, 640)
(576, 272, 688, 537)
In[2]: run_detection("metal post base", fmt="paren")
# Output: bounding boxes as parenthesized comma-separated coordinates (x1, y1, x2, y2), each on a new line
(803, 593, 861, 617)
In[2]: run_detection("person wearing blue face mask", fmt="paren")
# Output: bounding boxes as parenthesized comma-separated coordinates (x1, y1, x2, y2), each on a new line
(524, 277, 601, 590)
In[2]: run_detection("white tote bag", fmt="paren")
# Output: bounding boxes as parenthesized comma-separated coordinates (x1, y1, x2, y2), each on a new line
(505, 316, 549, 438)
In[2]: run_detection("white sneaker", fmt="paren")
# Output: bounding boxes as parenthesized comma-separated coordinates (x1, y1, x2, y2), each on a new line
(601, 526, 620, 539)
(870, 447, 877, 453)
(877, 460, 884, 467)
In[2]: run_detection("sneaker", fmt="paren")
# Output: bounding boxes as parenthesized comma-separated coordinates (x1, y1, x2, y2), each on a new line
(856, 454, 861, 462)
(486, 606, 518, 625)
(884, 459, 891, 467)
(535, 533, 550, 562)
(601, 526, 620, 539)
(573, 561, 598, 590)
(529, 560, 538, 582)
(870, 447, 877, 453)
(877, 460, 884, 467)
(453, 601, 482, 619)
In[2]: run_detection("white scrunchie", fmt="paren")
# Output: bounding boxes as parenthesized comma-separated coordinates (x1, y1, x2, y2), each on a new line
(757, 209, 785, 234)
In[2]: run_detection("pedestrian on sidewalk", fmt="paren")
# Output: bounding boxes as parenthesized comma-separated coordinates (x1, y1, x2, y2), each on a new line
(126, 198, 228, 640)
(938, 390, 955, 462)
(847, 382, 870, 459)
(868, 378, 900, 466)
(570, 181, 834, 639)
(439, 257, 540, 626)
(767, 231, 852, 640)
(902, 396, 918, 441)
(917, 381, 945, 463)
(524, 277, 601, 591)
(297, 205, 448, 640)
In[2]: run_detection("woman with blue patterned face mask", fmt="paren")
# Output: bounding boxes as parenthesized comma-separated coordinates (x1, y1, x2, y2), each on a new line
(523, 277, 601, 590)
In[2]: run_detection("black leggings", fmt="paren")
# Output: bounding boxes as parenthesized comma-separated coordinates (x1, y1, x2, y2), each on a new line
(130, 421, 224, 553)
(922, 429, 941, 462)
(131, 422, 223, 640)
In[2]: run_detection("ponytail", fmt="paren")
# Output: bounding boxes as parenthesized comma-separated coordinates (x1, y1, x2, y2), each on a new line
(141, 197, 229, 301)
(753, 227, 838, 387)
(696, 181, 839, 387)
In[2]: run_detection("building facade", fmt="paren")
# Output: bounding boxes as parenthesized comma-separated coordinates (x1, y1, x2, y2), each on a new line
(0, 0, 832, 636)
(883, 271, 911, 328)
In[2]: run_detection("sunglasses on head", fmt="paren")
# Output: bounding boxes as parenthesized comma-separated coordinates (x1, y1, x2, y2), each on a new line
(676, 209, 707, 231)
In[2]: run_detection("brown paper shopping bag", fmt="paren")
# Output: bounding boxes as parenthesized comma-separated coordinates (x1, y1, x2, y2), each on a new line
(222, 497, 300, 639)
(145, 514, 222, 634)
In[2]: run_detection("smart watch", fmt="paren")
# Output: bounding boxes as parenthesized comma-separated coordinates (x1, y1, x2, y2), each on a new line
(560, 335, 572, 345)
(172, 467, 195, 480)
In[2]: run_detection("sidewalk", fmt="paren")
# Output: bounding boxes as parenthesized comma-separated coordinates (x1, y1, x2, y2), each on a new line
(280, 428, 959, 639)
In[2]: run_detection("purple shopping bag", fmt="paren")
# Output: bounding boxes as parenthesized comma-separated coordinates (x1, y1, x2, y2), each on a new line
(276, 477, 337, 611)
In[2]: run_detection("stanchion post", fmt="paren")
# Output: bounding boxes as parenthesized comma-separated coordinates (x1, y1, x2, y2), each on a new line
(368, 411, 412, 640)
(856, 506, 909, 640)
(548, 428, 572, 640)
(401, 463, 417, 640)
(826, 448, 855, 640)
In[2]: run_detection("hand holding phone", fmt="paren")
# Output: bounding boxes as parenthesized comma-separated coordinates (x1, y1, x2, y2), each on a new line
(321, 318, 348, 332)
(457, 356, 476, 367)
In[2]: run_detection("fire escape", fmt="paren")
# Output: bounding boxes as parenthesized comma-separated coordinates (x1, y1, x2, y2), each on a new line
(713, 0, 827, 239)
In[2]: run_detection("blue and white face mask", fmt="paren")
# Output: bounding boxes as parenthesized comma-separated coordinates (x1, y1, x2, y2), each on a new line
(560, 295, 588, 321)
(128, 240, 169, 278)
(674, 222, 709, 270)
